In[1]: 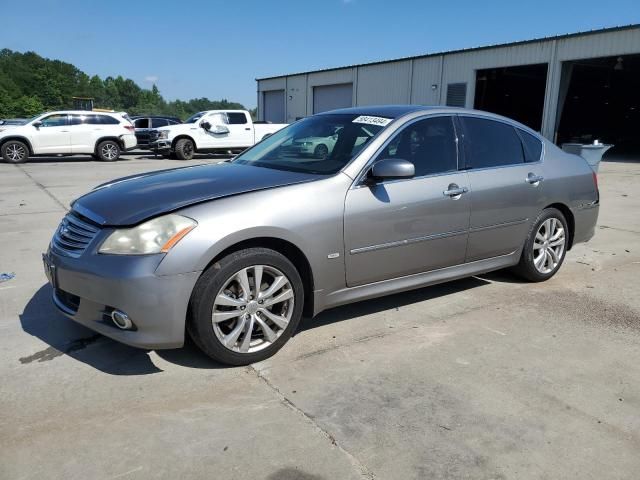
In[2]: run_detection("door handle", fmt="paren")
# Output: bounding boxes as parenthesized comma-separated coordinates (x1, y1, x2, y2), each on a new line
(443, 185, 469, 197)
(526, 173, 544, 185)
(244, 127, 251, 131)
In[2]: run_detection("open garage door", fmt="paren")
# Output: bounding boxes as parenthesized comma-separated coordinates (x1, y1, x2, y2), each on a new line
(556, 54, 640, 157)
(474, 64, 548, 132)
(313, 83, 353, 114)
(263, 90, 285, 123)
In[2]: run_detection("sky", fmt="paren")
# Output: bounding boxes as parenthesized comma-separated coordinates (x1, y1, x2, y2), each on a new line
(1, 0, 638, 108)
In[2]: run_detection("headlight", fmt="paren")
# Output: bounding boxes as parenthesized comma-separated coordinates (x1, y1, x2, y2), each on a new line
(158, 130, 169, 139)
(99, 214, 197, 255)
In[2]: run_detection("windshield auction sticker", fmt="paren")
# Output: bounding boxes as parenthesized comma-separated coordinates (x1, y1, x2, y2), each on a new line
(352, 116, 392, 127)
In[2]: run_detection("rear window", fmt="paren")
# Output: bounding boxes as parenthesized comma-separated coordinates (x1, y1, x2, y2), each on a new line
(518, 129, 543, 163)
(227, 112, 248, 124)
(151, 118, 169, 128)
(134, 118, 150, 128)
(462, 117, 524, 168)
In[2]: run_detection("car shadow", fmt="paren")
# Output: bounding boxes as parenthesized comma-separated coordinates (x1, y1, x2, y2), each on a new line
(21, 276, 496, 374)
(19, 284, 228, 375)
(299, 276, 490, 333)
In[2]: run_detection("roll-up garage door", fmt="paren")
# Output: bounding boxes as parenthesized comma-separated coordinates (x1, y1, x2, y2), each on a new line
(313, 83, 353, 114)
(263, 90, 285, 123)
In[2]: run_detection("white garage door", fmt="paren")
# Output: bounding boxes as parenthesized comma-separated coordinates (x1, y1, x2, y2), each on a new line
(263, 90, 285, 123)
(313, 83, 353, 114)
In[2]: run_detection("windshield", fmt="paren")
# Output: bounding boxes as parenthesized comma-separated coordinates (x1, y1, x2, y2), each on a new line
(184, 112, 206, 123)
(233, 114, 389, 174)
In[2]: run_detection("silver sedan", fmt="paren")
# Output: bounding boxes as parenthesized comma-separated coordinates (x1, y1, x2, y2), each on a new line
(43, 106, 599, 365)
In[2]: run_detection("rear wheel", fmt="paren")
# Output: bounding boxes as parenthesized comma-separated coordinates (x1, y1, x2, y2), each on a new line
(514, 208, 568, 282)
(174, 138, 194, 160)
(1, 140, 29, 163)
(314, 144, 329, 159)
(96, 140, 120, 161)
(188, 248, 304, 366)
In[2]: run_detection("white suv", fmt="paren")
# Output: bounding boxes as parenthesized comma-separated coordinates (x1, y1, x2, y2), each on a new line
(0, 111, 137, 163)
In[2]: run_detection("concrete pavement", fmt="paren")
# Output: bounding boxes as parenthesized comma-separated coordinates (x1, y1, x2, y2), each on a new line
(1, 153, 639, 479)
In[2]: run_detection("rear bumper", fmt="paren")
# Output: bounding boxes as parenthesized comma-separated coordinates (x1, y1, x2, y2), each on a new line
(572, 202, 599, 246)
(121, 134, 138, 151)
(43, 248, 200, 349)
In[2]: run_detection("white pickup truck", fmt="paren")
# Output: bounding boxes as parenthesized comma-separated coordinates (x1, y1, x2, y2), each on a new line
(150, 110, 287, 160)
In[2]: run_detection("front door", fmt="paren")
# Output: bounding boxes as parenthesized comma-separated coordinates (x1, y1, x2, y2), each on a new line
(344, 115, 471, 287)
(459, 115, 546, 261)
(31, 114, 71, 154)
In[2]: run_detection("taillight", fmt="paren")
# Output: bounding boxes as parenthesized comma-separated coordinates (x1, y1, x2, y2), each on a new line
(592, 171, 598, 190)
(124, 125, 135, 132)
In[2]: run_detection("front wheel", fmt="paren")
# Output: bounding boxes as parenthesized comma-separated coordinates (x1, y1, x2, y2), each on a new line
(514, 208, 568, 282)
(174, 138, 194, 160)
(1, 140, 29, 163)
(188, 248, 304, 366)
(97, 140, 121, 161)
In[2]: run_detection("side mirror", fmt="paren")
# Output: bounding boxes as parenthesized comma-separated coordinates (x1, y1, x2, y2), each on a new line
(33, 121, 42, 128)
(212, 125, 230, 135)
(200, 121, 211, 131)
(369, 158, 415, 180)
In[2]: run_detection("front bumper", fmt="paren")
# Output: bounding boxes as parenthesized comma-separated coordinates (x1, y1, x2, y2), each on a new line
(150, 140, 171, 154)
(43, 247, 200, 349)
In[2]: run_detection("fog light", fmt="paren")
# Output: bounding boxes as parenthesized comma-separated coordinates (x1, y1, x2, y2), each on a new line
(111, 310, 133, 330)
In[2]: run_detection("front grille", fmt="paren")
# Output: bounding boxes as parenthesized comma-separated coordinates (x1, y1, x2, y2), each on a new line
(52, 212, 101, 258)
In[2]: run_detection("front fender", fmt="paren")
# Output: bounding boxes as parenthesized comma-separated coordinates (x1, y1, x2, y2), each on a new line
(154, 174, 352, 297)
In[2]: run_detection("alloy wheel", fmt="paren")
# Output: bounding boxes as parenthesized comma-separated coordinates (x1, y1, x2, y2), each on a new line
(532, 217, 566, 274)
(212, 265, 294, 353)
(7, 143, 26, 162)
(101, 143, 118, 160)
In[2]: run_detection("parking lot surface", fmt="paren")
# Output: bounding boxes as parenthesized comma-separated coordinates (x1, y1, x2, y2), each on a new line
(1, 153, 639, 479)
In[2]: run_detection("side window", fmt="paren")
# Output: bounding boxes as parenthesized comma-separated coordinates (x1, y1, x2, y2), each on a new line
(377, 116, 458, 177)
(208, 113, 226, 125)
(462, 117, 524, 168)
(168, 119, 180, 125)
(133, 118, 149, 128)
(227, 112, 248, 125)
(518, 129, 543, 163)
(151, 118, 169, 128)
(98, 115, 119, 125)
(40, 114, 68, 127)
(68, 114, 84, 125)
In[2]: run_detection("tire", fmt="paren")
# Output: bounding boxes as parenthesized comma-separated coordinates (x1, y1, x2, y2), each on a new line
(187, 248, 304, 366)
(513, 208, 569, 282)
(314, 143, 329, 159)
(1, 140, 29, 164)
(96, 140, 121, 161)
(174, 138, 194, 160)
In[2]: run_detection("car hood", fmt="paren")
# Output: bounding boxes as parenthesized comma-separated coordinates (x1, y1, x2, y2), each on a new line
(71, 162, 321, 226)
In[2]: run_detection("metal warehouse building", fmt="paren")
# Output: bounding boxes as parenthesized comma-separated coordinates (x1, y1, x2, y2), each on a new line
(257, 24, 640, 153)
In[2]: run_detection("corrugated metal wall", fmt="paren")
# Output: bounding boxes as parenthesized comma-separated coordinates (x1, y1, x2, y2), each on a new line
(257, 26, 640, 139)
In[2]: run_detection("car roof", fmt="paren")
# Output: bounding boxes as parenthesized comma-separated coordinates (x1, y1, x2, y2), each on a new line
(41, 110, 125, 116)
(317, 105, 440, 118)
(316, 105, 543, 137)
(130, 115, 181, 119)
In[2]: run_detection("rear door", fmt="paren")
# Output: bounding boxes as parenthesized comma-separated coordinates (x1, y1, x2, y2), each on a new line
(344, 115, 471, 286)
(459, 115, 546, 261)
(133, 118, 151, 146)
(32, 114, 71, 154)
(224, 112, 254, 148)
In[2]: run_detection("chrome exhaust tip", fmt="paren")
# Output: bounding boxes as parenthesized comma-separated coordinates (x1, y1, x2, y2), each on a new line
(111, 310, 133, 330)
